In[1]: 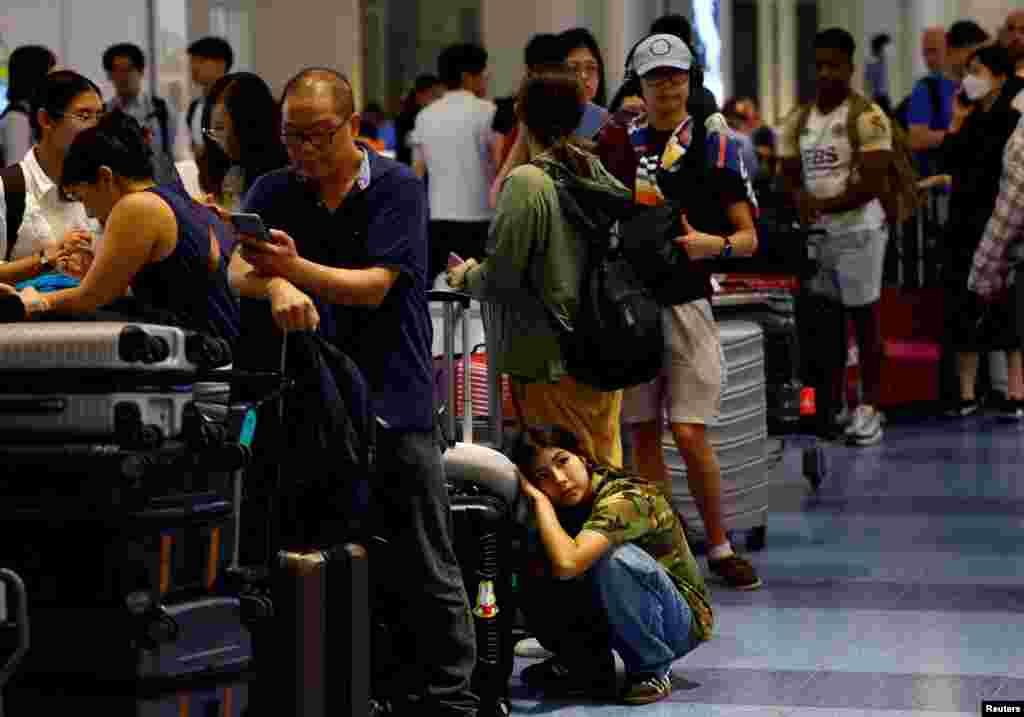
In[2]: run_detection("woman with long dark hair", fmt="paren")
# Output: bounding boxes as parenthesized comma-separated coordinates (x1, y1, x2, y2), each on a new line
(2, 45, 57, 164)
(447, 65, 627, 469)
(559, 28, 607, 107)
(198, 72, 289, 211)
(559, 27, 609, 139)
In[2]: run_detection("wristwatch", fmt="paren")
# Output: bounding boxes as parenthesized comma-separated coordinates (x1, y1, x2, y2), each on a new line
(38, 249, 51, 270)
(719, 236, 734, 259)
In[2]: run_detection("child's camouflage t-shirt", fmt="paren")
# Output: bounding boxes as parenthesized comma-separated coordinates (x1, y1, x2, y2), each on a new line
(581, 467, 714, 642)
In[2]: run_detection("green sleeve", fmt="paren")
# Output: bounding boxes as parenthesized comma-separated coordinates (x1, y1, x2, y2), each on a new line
(582, 485, 661, 545)
(465, 167, 553, 301)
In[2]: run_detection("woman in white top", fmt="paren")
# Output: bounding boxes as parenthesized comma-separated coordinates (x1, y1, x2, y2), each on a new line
(0, 70, 101, 285)
(2, 46, 57, 166)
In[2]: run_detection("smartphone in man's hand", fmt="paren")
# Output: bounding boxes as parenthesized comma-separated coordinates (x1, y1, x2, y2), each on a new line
(448, 252, 465, 269)
(230, 213, 274, 248)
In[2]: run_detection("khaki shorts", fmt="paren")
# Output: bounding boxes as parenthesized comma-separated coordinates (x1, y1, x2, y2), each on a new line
(510, 375, 624, 469)
(622, 299, 724, 427)
(806, 226, 889, 307)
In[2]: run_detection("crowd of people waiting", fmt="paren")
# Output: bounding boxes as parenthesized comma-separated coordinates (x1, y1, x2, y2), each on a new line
(1, 7, 1024, 715)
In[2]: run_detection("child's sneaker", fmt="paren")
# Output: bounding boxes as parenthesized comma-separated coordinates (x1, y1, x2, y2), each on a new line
(708, 554, 762, 590)
(621, 671, 673, 705)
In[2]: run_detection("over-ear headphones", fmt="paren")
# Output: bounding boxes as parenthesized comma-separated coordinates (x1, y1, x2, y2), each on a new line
(622, 33, 704, 91)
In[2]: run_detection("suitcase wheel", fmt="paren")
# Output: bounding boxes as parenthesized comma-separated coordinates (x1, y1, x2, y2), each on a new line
(186, 333, 233, 369)
(135, 424, 165, 450)
(114, 403, 164, 449)
(119, 326, 171, 364)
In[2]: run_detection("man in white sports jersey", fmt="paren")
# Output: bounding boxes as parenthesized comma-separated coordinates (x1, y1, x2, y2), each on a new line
(781, 28, 893, 446)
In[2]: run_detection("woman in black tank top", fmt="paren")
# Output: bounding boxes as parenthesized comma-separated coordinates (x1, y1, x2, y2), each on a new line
(4, 112, 240, 342)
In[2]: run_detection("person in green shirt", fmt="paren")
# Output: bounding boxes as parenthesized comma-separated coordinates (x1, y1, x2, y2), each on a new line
(510, 425, 713, 706)
(446, 65, 627, 469)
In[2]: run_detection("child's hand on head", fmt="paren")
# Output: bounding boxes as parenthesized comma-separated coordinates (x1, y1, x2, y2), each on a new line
(518, 469, 549, 506)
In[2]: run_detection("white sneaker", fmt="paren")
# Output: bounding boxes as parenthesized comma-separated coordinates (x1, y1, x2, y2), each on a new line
(852, 423, 883, 446)
(844, 405, 870, 436)
(847, 405, 882, 444)
(514, 637, 554, 659)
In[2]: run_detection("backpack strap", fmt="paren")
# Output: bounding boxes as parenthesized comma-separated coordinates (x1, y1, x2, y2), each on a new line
(187, 98, 202, 141)
(522, 160, 575, 337)
(1, 163, 27, 262)
(788, 102, 816, 175)
(845, 92, 875, 162)
(150, 96, 172, 156)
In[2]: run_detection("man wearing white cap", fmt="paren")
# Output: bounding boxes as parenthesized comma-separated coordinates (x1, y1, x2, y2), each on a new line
(595, 33, 762, 593)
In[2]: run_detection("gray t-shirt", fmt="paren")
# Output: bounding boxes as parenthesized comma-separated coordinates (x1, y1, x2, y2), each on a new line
(410, 90, 497, 222)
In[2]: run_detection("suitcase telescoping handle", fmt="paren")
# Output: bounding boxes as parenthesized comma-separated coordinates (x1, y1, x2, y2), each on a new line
(427, 290, 474, 445)
(0, 397, 67, 415)
(0, 569, 30, 692)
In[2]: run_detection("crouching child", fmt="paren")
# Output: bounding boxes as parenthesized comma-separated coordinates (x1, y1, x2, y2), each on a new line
(511, 426, 714, 705)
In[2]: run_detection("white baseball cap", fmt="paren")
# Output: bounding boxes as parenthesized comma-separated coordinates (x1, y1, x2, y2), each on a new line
(631, 33, 694, 78)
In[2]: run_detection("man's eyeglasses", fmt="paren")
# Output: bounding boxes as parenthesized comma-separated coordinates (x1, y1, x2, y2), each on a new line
(280, 122, 346, 151)
(54, 109, 105, 124)
(641, 70, 689, 88)
(568, 62, 600, 78)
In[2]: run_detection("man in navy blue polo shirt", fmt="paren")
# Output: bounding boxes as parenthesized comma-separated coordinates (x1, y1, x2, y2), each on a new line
(229, 68, 478, 717)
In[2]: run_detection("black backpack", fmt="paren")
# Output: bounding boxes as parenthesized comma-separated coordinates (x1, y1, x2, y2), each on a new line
(0, 163, 27, 262)
(526, 159, 664, 392)
(147, 95, 173, 157)
(278, 331, 376, 546)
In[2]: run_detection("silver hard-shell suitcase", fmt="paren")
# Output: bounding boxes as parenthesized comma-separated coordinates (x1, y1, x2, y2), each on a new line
(670, 319, 776, 550)
(0, 322, 230, 374)
(0, 391, 196, 444)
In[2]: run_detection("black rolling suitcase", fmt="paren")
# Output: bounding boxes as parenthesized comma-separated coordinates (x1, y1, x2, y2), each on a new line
(0, 568, 29, 717)
(431, 290, 518, 717)
(5, 594, 253, 714)
(449, 483, 515, 717)
(242, 545, 370, 717)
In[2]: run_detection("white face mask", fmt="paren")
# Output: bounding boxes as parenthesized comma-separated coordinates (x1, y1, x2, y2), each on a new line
(961, 73, 992, 101)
